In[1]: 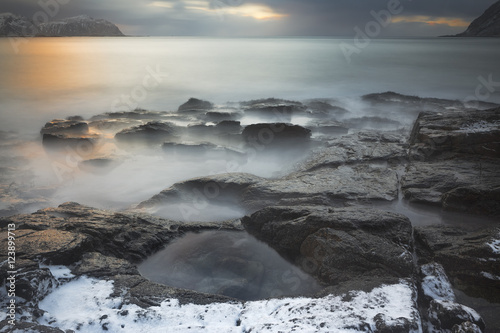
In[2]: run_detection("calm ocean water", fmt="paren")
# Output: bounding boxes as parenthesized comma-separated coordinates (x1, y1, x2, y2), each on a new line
(1, 37, 500, 134)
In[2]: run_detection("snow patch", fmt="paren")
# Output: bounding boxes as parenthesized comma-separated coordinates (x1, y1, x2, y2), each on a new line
(481, 271, 500, 280)
(486, 230, 500, 254)
(38, 276, 421, 333)
(40, 264, 75, 280)
(420, 263, 455, 301)
(456, 120, 500, 133)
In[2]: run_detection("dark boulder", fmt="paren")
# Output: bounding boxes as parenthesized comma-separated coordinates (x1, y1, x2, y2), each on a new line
(178, 98, 214, 112)
(242, 123, 311, 149)
(40, 118, 89, 136)
(114, 121, 179, 146)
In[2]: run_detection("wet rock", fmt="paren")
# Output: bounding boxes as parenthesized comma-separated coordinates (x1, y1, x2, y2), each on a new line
(114, 121, 179, 146)
(414, 225, 500, 303)
(452, 321, 483, 333)
(139, 133, 403, 214)
(0, 229, 90, 265)
(72, 252, 138, 277)
(0, 259, 57, 305)
(362, 91, 465, 111)
(408, 109, 500, 160)
(428, 300, 485, 332)
(215, 120, 242, 134)
(203, 111, 241, 122)
(305, 100, 350, 119)
(299, 131, 407, 171)
(243, 123, 310, 142)
(112, 275, 236, 308)
(136, 173, 264, 212)
(241, 98, 306, 122)
(242, 205, 414, 289)
(403, 109, 500, 216)
(242, 163, 399, 210)
(374, 313, 415, 333)
(0, 202, 177, 263)
(40, 118, 89, 136)
(88, 118, 143, 133)
(178, 98, 214, 112)
(89, 109, 168, 121)
(42, 133, 96, 154)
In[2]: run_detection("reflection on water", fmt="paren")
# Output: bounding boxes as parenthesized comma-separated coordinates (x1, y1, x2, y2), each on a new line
(138, 231, 322, 301)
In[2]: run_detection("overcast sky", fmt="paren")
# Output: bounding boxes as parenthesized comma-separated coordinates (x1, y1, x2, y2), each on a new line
(1, 0, 496, 37)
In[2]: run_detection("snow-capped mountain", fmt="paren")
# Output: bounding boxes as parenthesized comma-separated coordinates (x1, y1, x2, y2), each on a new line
(0, 13, 124, 37)
(0, 13, 33, 36)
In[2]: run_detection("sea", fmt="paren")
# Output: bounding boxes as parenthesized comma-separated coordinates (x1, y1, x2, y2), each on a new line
(1, 37, 500, 134)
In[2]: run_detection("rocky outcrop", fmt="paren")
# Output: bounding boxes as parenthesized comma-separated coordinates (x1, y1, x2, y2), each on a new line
(40, 118, 89, 136)
(114, 121, 179, 146)
(178, 98, 214, 112)
(240, 98, 306, 122)
(0, 202, 242, 318)
(403, 108, 500, 216)
(138, 131, 406, 215)
(0, 13, 124, 37)
(242, 205, 414, 292)
(414, 225, 500, 303)
(453, 1, 500, 37)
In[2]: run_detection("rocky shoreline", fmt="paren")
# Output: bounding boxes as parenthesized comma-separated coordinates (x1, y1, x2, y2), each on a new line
(1, 94, 499, 332)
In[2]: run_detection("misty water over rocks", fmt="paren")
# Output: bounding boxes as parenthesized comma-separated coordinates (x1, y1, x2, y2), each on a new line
(1, 92, 499, 332)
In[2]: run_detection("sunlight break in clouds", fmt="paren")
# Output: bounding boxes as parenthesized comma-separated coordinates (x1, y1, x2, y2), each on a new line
(148, 0, 287, 21)
(392, 15, 470, 27)
(222, 3, 288, 20)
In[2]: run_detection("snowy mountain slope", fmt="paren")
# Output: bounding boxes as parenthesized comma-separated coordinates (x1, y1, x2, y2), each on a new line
(0, 13, 124, 37)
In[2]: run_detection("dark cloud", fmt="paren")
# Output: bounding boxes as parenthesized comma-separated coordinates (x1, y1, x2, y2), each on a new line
(0, 0, 497, 36)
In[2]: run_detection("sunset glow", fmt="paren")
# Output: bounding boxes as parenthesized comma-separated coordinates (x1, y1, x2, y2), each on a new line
(223, 4, 288, 20)
(392, 15, 470, 27)
(148, 0, 287, 21)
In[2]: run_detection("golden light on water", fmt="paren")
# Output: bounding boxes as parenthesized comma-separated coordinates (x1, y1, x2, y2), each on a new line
(4, 38, 107, 95)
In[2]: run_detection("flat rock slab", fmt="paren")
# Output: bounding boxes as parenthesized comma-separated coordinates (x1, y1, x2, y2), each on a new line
(404, 108, 500, 216)
(242, 205, 414, 290)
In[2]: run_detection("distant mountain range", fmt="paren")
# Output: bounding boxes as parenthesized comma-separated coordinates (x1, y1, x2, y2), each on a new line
(0, 13, 124, 37)
(449, 0, 500, 37)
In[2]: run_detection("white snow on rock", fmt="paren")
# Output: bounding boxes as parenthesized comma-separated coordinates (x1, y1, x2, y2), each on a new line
(38, 275, 422, 333)
(420, 262, 455, 301)
(480, 271, 500, 280)
(39, 264, 75, 280)
(486, 230, 500, 254)
(457, 120, 500, 133)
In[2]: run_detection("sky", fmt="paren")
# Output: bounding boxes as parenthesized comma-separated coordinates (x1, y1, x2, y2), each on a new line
(0, 0, 497, 37)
